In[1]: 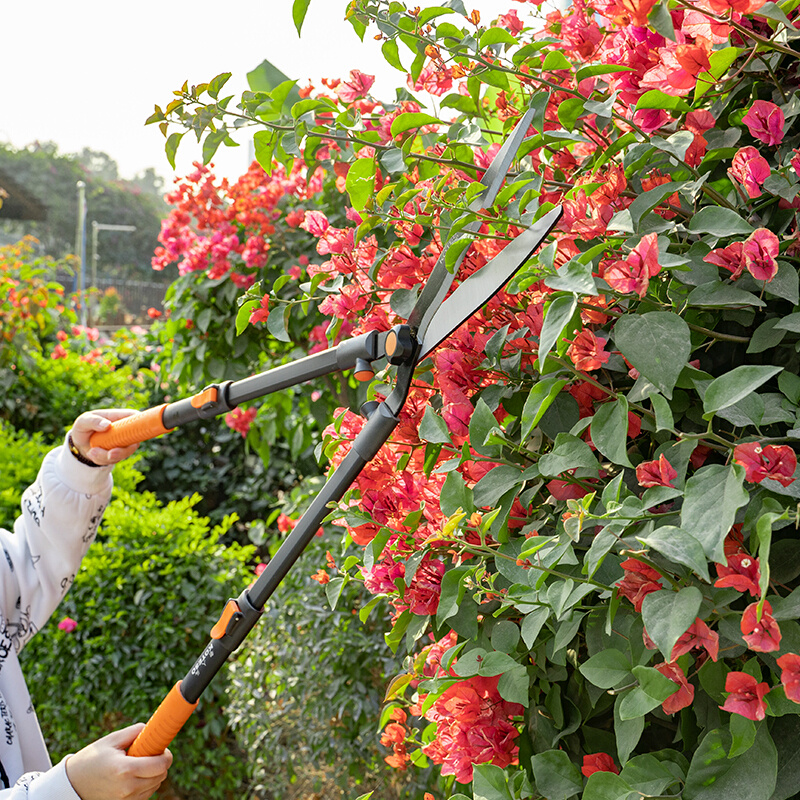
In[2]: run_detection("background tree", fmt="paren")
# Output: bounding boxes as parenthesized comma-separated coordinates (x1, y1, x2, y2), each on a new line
(0, 142, 167, 280)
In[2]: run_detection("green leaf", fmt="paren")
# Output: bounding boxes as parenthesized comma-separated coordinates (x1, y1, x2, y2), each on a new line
(640, 587, 703, 660)
(619, 665, 681, 719)
(688, 206, 755, 237)
(498, 665, 529, 706)
(253, 129, 278, 172)
(590, 396, 633, 467)
(436, 565, 472, 625)
(473, 763, 515, 800)
(537, 293, 578, 370)
(538, 433, 599, 477)
(695, 47, 742, 101)
(687, 281, 765, 308)
(292, 0, 312, 35)
(381, 38, 404, 72)
(620, 755, 677, 796)
(440, 470, 473, 518)
(648, 0, 677, 40)
(544, 258, 597, 294)
(419, 406, 451, 444)
(207, 72, 232, 100)
(771, 715, 800, 800)
(579, 649, 633, 689)
(729, 713, 757, 759)
(651, 393, 674, 432)
(480, 27, 519, 48)
(683, 725, 777, 800)
(615, 694, 644, 764)
(521, 378, 568, 442)
(636, 89, 688, 112)
(613, 312, 691, 399)
(531, 750, 583, 800)
(235, 300, 258, 336)
(703, 365, 783, 417)
(390, 111, 441, 137)
(473, 465, 525, 507)
(637, 527, 711, 582)
(345, 158, 376, 211)
(681, 464, 749, 563)
(266, 302, 291, 343)
(542, 51, 574, 71)
(583, 770, 635, 800)
(165, 131, 184, 170)
(557, 98, 585, 131)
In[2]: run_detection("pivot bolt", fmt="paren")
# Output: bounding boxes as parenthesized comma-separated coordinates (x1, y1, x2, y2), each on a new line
(385, 325, 417, 365)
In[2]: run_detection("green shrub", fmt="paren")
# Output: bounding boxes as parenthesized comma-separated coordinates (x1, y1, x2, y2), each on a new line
(2, 348, 150, 440)
(0, 420, 51, 524)
(20, 474, 256, 798)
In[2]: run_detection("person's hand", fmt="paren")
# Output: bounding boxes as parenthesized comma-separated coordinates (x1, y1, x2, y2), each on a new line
(70, 409, 139, 466)
(65, 724, 172, 800)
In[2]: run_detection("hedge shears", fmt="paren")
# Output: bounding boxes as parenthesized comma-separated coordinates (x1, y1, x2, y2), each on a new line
(89, 105, 562, 758)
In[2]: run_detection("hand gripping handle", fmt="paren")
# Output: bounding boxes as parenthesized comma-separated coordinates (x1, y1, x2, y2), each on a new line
(128, 681, 198, 757)
(89, 405, 172, 450)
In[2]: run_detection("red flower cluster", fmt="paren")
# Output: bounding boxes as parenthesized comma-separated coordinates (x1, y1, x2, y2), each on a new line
(734, 442, 797, 486)
(417, 674, 523, 783)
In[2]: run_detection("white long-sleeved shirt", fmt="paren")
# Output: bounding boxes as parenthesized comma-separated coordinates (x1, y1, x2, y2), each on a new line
(0, 438, 114, 798)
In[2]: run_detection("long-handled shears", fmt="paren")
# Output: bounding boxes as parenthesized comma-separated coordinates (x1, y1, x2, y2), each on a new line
(90, 105, 562, 758)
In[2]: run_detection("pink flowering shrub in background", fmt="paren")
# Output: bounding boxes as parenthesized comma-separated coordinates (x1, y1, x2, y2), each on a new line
(148, 0, 800, 797)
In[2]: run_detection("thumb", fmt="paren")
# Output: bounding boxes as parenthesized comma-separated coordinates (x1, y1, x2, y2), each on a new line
(102, 723, 147, 750)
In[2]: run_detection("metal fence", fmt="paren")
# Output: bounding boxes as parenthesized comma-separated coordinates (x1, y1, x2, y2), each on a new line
(56, 272, 169, 325)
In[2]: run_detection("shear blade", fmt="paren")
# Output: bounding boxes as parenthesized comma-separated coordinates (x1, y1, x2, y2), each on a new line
(418, 206, 563, 361)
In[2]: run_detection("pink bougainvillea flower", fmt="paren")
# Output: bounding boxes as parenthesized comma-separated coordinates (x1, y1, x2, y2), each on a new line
(58, 617, 77, 633)
(720, 671, 770, 721)
(741, 600, 782, 652)
(777, 653, 800, 703)
(742, 228, 780, 282)
(497, 9, 524, 33)
(734, 441, 796, 486)
(604, 233, 662, 298)
(686, 110, 717, 134)
(728, 147, 771, 198)
(249, 294, 270, 324)
(655, 662, 695, 714)
(704, 241, 744, 279)
(675, 43, 711, 77)
(567, 330, 610, 372)
(743, 100, 785, 146)
(335, 70, 376, 103)
(582, 753, 619, 777)
(635, 454, 678, 488)
(51, 343, 68, 360)
(670, 617, 719, 663)
(419, 674, 523, 783)
(617, 558, 662, 612)
(224, 406, 257, 438)
(791, 149, 800, 180)
(715, 552, 761, 596)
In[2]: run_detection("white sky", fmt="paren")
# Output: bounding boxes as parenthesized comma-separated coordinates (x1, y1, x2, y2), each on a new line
(1, 0, 518, 184)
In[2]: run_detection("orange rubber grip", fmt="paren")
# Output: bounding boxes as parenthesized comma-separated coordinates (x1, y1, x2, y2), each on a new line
(128, 681, 198, 757)
(89, 404, 172, 450)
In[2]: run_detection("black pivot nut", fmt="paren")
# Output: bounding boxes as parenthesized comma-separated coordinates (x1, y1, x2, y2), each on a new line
(385, 325, 417, 365)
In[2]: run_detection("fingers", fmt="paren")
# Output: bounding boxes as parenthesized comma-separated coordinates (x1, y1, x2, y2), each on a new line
(71, 409, 141, 465)
(72, 409, 138, 434)
(103, 723, 147, 749)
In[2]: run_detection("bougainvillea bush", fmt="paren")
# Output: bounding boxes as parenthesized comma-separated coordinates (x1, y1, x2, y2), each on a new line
(149, 0, 800, 797)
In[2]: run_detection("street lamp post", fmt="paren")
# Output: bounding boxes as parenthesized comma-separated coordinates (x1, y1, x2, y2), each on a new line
(89, 222, 137, 326)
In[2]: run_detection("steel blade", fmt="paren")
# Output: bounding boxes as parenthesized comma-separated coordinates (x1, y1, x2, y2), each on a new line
(407, 106, 536, 333)
(418, 206, 563, 360)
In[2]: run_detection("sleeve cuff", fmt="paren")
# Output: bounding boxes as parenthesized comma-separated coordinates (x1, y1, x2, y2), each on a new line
(55, 435, 114, 496)
(19, 759, 81, 800)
